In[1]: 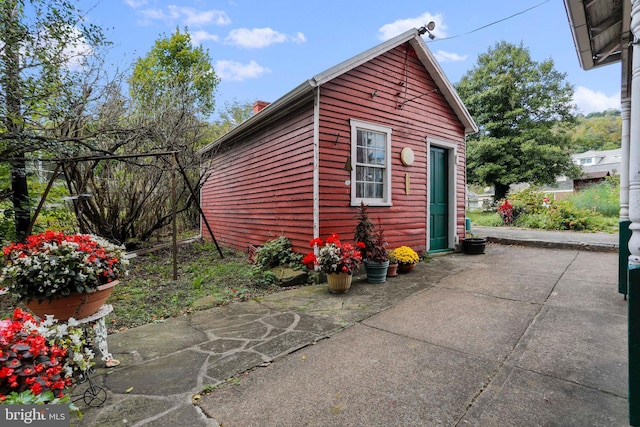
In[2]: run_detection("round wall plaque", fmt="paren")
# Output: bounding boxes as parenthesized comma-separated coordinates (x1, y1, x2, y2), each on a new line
(400, 147, 415, 166)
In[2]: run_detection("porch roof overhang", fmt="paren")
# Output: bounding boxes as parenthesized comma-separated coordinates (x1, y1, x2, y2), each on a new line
(198, 28, 478, 156)
(563, 0, 628, 71)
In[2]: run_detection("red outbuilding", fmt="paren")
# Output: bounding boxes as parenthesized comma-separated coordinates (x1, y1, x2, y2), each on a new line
(198, 28, 478, 254)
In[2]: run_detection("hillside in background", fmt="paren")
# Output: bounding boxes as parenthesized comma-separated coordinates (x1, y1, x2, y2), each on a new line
(570, 109, 621, 152)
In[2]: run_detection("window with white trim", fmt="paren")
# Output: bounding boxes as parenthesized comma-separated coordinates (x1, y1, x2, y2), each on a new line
(350, 119, 392, 206)
(578, 157, 594, 165)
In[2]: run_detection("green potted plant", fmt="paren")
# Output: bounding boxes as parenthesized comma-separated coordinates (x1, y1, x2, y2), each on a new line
(307, 233, 363, 293)
(393, 246, 419, 273)
(362, 218, 389, 283)
(1, 230, 129, 320)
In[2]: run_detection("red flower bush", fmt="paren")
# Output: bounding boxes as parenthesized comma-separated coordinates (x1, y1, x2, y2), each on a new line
(497, 199, 514, 225)
(0, 309, 70, 401)
(307, 233, 363, 274)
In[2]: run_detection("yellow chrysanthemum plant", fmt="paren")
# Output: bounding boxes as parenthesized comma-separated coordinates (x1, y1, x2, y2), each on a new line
(391, 246, 419, 265)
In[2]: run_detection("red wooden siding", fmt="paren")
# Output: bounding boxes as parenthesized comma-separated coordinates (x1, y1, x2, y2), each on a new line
(317, 43, 466, 253)
(200, 40, 469, 255)
(200, 105, 315, 252)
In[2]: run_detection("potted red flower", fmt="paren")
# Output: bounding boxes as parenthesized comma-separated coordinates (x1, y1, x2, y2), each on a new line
(306, 233, 363, 293)
(1, 231, 129, 320)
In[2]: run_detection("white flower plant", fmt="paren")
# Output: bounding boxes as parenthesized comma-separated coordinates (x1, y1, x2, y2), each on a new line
(23, 315, 95, 377)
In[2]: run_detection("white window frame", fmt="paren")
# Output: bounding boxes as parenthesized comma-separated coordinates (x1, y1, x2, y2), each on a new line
(350, 119, 392, 207)
(579, 157, 594, 165)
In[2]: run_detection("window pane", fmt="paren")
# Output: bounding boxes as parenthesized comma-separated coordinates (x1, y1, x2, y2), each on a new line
(373, 147, 385, 165)
(374, 133, 385, 150)
(365, 183, 374, 198)
(374, 183, 383, 198)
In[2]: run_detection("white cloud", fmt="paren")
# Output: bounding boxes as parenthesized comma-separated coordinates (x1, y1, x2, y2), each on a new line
(138, 8, 178, 24)
(191, 30, 219, 45)
(215, 60, 270, 81)
(31, 25, 93, 71)
(124, 0, 147, 8)
(137, 6, 230, 26)
(433, 50, 467, 63)
(378, 12, 447, 41)
(224, 28, 306, 48)
(167, 6, 230, 26)
(572, 86, 620, 115)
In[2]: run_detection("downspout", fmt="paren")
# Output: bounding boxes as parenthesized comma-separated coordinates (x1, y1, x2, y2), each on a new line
(313, 86, 320, 240)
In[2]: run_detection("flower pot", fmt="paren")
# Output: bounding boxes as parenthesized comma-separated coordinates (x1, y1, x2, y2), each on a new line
(364, 260, 389, 283)
(398, 263, 415, 273)
(25, 280, 119, 321)
(463, 238, 487, 255)
(327, 273, 353, 293)
(387, 263, 399, 277)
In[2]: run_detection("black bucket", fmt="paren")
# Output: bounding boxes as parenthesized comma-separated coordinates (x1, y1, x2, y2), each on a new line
(462, 237, 486, 255)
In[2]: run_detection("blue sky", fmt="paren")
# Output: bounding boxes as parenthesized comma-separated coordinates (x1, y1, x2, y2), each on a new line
(88, 0, 622, 118)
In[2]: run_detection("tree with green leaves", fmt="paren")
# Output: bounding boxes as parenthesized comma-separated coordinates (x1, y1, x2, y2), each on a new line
(129, 27, 219, 119)
(0, 0, 110, 241)
(456, 41, 579, 202)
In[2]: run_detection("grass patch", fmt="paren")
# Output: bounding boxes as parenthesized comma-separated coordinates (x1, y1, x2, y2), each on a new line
(466, 211, 503, 227)
(0, 240, 301, 332)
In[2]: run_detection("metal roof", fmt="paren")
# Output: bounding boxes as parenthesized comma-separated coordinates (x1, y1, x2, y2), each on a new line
(563, 0, 628, 70)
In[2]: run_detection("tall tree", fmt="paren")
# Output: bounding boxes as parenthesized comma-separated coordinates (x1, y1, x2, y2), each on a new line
(129, 27, 219, 120)
(0, 0, 108, 241)
(456, 41, 578, 201)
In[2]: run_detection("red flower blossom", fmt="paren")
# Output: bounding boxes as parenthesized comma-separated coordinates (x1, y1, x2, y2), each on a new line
(310, 238, 323, 247)
(325, 233, 340, 246)
(302, 252, 317, 267)
(30, 382, 42, 395)
(497, 199, 514, 225)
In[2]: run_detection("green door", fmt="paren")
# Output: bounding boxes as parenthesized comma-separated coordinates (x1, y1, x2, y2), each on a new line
(430, 147, 448, 252)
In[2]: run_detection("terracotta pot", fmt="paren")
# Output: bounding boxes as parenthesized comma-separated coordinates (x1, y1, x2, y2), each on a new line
(25, 280, 119, 321)
(387, 263, 399, 277)
(327, 272, 353, 293)
(398, 263, 415, 273)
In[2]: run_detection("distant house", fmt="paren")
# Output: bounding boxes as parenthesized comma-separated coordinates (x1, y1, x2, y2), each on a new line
(465, 149, 621, 208)
(198, 28, 477, 254)
(571, 148, 620, 189)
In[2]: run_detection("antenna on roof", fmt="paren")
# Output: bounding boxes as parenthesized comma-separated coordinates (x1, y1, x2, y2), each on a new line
(418, 21, 436, 40)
